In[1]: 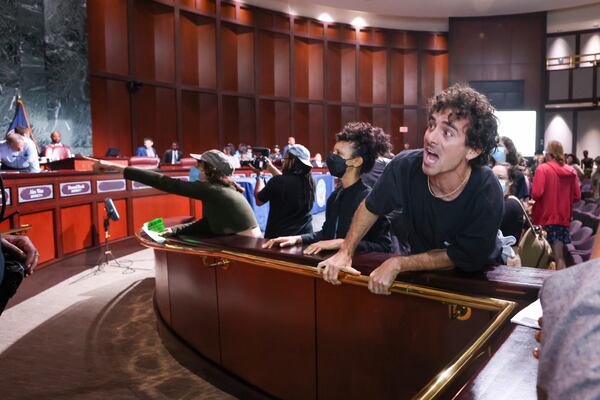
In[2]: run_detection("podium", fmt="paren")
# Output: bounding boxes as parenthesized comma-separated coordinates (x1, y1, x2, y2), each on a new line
(44, 156, 129, 171)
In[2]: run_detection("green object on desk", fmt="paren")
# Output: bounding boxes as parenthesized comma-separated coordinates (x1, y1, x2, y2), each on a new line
(146, 218, 166, 233)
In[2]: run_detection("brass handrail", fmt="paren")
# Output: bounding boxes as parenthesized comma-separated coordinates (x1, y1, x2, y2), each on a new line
(137, 233, 517, 399)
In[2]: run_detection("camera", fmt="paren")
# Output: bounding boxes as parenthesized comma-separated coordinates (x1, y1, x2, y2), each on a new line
(241, 147, 270, 170)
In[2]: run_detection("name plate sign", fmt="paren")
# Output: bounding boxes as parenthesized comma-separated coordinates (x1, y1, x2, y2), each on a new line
(18, 185, 54, 203)
(97, 179, 126, 193)
(132, 181, 151, 190)
(60, 181, 92, 197)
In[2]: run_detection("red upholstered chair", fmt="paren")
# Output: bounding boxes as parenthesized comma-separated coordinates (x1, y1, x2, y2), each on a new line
(179, 157, 197, 168)
(129, 156, 160, 169)
(44, 145, 71, 161)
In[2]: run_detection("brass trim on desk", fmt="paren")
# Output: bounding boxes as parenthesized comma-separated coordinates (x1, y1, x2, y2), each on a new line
(137, 233, 516, 400)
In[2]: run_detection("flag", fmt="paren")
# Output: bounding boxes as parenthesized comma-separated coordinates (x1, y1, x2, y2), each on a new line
(7, 98, 30, 134)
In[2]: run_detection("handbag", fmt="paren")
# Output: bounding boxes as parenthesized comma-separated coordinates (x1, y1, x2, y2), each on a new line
(509, 196, 553, 268)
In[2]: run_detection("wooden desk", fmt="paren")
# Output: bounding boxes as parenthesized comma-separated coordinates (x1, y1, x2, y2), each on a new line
(138, 230, 549, 399)
(0, 168, 200, 267)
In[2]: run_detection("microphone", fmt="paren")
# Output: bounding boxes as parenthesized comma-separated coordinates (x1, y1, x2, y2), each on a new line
(104, 198, 120, 221)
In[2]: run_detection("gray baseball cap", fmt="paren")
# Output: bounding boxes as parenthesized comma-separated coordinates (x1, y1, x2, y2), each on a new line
(287, 144, 312, 168)
(190, 150, 234, 175)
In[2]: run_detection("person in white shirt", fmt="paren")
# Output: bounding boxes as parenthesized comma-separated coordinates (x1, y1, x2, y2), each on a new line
(43, 131, 72, 161)
(0, 133, 41, 172)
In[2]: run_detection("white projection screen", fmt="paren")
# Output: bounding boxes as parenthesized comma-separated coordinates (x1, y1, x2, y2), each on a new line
(494, 111, 537, 157)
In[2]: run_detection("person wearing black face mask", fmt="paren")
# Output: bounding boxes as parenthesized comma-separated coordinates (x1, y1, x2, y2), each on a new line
(263, 122, 392, 254)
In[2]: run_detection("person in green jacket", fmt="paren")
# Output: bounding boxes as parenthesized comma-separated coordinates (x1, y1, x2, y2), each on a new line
(95, 150, 262, 238)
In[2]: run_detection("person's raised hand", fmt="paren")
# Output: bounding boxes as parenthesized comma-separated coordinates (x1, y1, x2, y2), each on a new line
(262, 236, 301, 249)
(316, 249, 360, 285)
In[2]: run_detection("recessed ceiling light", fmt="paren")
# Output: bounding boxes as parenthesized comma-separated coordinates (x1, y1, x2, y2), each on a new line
(351, 17, 367, 28)
(318, 13, 334, 23)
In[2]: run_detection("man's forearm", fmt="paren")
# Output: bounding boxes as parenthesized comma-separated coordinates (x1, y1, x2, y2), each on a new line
(339, 201, 378, 255)
(392, 249, 455, 273)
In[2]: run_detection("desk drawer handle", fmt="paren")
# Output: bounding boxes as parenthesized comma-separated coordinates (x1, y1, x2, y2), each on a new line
(204, 258, 230, 269)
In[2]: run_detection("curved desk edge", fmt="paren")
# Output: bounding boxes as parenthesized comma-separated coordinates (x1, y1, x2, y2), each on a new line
(137, 232, 526, 399)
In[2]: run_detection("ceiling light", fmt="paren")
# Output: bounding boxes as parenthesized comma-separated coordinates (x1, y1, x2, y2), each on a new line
(351, 17, 367, 28)
(317, 13, 334, 23)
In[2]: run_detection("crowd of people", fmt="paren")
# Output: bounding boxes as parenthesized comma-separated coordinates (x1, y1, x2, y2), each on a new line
(3, 83, 600, 397)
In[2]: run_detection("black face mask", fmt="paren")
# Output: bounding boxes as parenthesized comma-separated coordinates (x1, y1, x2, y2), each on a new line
(326, 153, 349, 178)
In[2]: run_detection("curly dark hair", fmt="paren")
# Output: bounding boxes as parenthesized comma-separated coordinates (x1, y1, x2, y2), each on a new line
(500, 136, 519, 166)
(428, 84, 498, 168)
(200, 161, 245, 193)
(336, 122, 392, 173)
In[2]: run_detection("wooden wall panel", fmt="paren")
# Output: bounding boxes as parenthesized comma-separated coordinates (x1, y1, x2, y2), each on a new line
(87, 0, 129, 75)
(449, 13, 545, 111)
(89, 2, 448, 156)
(61, 204, 94, 255)
(390, 109, 419, 149)
(133, 0, 175, 83)
(294, 104, 324, 155)
(222, 96, 256, 148)
(20, 211, 56, 265)
(90, 77, 132, 157)
(421, 53, 449, 106)
(295, 39, 324, 100)
(132, 194, 192, 231)
(259, 32, 290, 97)
(97, 199, 129, 242)
(327, 43, 356, 103)
(181, 91, 219, 153)
(260, 100, 291, 148)
(391, 50, 418, 105)
(134, 86, 177, 153)
(180, 13, 216, 88)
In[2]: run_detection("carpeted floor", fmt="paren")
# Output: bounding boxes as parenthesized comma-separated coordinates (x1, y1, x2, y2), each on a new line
(0, 250, 235, 400)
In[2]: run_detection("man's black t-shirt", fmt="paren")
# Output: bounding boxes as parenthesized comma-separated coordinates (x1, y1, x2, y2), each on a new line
(365, 149, 504, 272)
(258, 174, 314, 239)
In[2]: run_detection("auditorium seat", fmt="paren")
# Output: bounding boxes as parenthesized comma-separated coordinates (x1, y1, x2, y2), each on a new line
(179, 157, 197, 168)
(566, 226, 593, 253)
(129, 156, 160, 169)
(569, 220, 583, 234)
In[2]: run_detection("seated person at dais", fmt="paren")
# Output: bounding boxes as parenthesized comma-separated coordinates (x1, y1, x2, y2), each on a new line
(318, 84, 504, 293)
(43, 130, 72, 161)
(162, 141, 183, 164)
(95, 150, 261, 238)
(263, 122, 392, 255)
(254, 144, 315, 239)
(134, 137, 159, 158)
(0, 133, 40, 172)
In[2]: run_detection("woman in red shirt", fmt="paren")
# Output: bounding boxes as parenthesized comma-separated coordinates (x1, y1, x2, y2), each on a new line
(531, 140, 581, 269)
